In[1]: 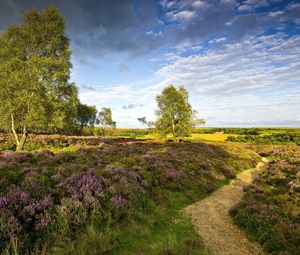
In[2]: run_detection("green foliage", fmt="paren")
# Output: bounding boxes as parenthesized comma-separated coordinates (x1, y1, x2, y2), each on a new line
(227, 132, 300, 145)
(0, 6, 76, 150)
(97, 107, 116, 136)
(155, 85, 193, 141)
(76, 103, 97, 134)
(193, 127, 261, 135)
(98, 107, 115, 128)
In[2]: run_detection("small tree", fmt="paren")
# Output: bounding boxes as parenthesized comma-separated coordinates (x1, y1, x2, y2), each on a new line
(76, 103, 98, 134)
(137, 117, 147, 127)
(137, 117, 154, 129)
(97, 107, 115, 136)
(0, 6, 74, 150)
(192, 110, 206, 127)
(155, 85, 194, 142)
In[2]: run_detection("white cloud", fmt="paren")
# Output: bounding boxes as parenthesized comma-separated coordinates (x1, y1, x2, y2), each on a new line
(244, 0, 269, 7)
(160, 0, 177, 9)
(192, 1, 206, 9)
(156, 33, 300, 95)
(79, 33, 300, 127)
(209, 37, 227, 44)
(287, 3, 300, 10)
(146, 30, 162, 37)
(152, 33, 300, 126)
(268, 11, 284, 17)
(167, 10, 197, 21)
(238, 5, 253, 12)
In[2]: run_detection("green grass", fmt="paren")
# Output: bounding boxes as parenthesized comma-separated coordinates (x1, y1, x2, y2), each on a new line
(112, 179, 230, 255)
(113, 195, 210, 255)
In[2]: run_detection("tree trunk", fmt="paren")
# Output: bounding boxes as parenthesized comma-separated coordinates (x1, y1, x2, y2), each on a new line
(11, 114, 28, 151)
(17, 128, 28, 151)
(171, 119, 178, 142)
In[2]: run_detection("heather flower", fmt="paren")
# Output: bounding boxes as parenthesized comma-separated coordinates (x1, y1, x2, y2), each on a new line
(35, 213, 52, 231)
(0, 197, 8, 208)
(108, 167, 126, 175)
(22, 167, 33, 174)
(10, 190, 29, 205)
(111, 195, 127, 208)
(166, 170, 182, 180)
(51, 172, 62, 181)
(36, 150, 54, 158)
(1, 151, 32, 163)
(141, 180, 149, 188)
(128, 170, 140, 181)
(97, 162, 106, 168)
(59, 169, 104, 207)
(25, 195, 53, 216)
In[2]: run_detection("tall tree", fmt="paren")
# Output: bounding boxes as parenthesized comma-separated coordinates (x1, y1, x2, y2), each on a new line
(155, 85, 194, 141)
(76, 103, 98, 133)
(0, 6, 75, 150)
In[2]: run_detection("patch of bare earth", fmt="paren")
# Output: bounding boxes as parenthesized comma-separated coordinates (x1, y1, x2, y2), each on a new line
(184, 158, 268, 255)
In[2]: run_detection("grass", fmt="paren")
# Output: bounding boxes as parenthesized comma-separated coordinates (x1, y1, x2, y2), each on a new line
(113, 189, 215, 255)
(113, 206, 208, 255)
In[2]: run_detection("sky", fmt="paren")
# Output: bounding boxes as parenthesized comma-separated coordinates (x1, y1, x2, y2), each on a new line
(0, 0, 300, 127)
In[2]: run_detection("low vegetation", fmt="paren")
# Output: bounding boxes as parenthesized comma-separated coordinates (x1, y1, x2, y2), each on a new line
(230, 145, 300, 255)
(0, 137, 259, 254)
(227, 132, 300, 145)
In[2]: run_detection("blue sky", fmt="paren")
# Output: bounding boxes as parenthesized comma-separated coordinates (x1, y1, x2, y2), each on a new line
(1, 0, 300, 127)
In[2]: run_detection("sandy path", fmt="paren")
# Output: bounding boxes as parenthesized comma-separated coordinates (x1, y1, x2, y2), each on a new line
(184, 158, 268, 255)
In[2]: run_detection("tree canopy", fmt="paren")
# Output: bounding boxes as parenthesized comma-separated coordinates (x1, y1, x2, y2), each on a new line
(0, 6, 77, 150)
(76, 103, 98, 133)
(155, 85, 195, 141)
(98, 107, 116, 128)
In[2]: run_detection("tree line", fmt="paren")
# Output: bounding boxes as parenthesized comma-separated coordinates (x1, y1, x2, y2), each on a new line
(0, 6, 205, 151)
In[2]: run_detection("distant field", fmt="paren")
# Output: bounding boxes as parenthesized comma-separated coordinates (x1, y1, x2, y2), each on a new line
(190, 133, 239, 142)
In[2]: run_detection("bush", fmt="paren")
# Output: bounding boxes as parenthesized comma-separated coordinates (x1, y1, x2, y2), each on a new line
(227, 132, 300, 145)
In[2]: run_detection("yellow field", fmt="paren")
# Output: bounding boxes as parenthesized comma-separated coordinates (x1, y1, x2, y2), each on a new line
(112, 129, 239, 142)
(190, 133, 238, 142)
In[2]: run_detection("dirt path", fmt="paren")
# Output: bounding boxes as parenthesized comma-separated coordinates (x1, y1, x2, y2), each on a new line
(184, 158, 268, 255)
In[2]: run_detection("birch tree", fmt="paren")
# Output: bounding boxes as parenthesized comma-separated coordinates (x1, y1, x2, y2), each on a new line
(0, 6, 74, 150)
(155, 85, 193, 142)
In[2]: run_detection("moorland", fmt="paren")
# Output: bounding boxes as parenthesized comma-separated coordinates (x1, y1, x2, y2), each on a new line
(0, 127, 299, 254)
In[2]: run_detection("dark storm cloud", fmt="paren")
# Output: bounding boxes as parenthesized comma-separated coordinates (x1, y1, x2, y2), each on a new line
(0, 0, 298, 63)
(0, 0, 163, 60)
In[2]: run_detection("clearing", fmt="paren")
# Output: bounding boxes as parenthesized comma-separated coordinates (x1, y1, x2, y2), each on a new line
(184, 158, 268, 255)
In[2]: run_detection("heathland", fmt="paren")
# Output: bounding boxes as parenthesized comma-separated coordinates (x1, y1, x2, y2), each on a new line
(0, 127, 299, 254)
